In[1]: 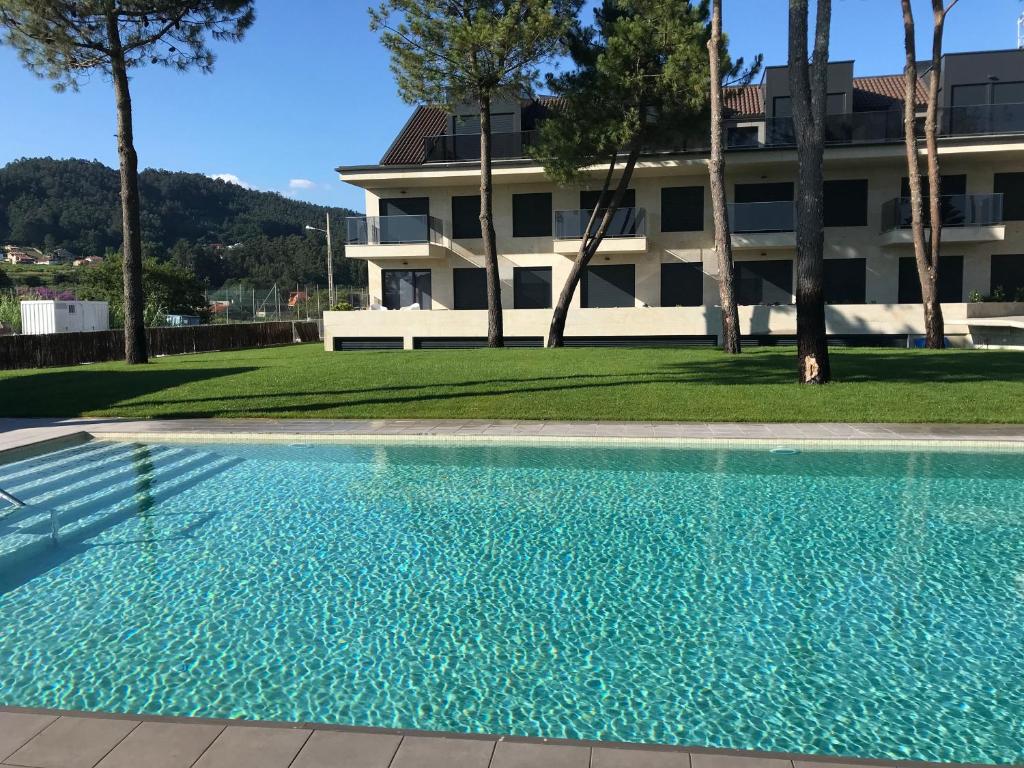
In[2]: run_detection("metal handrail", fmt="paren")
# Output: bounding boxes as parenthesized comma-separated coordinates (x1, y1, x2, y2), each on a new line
(0, 486, 59, 544)
(0, 487, 25, 508)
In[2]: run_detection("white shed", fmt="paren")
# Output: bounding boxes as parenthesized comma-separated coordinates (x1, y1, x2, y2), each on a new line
(20, 301, 110, 335)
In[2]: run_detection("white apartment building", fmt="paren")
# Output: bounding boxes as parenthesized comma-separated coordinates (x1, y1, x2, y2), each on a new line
(327, 49, 1024, 350)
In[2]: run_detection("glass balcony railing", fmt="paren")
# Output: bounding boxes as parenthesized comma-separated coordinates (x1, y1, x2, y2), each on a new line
(423, 130, 539, 162)
(728, 201, 795, 233)
(880, 194, 1004, 232)
(345, 215, 446, 246)
(554, 207, 647, 239)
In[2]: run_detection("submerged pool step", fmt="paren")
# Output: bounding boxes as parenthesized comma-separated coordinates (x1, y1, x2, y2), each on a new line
(0, 441, 138, 488)
(9, 450, 220, 534)
(6, 445, 186, 501)
(54, 454, 242, 544)
(0, 446, 242, 572)
(11, 446, 189, 506)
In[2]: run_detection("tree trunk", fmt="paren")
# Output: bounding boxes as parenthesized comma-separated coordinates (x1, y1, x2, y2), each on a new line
(707, 0, 741, 354)
(922, 0, 953, 349)
(106, 12, 148, 364)
(546, 147, 640, 348)
(899, 0, 941, 349)
(788, 0, 831, 384)
(479, 96, 504, 347)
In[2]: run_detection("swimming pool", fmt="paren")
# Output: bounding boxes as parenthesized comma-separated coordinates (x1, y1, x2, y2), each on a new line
(1, 438, 1022, 764)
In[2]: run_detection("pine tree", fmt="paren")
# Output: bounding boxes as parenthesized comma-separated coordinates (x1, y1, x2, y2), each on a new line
(0, 1, 254, 362)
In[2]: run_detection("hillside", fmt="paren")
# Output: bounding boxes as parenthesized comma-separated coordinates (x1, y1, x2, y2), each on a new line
(0, 158, 364, 288)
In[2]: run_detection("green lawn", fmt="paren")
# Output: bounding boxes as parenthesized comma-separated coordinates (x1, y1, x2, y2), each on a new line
(1, 343, 1022, 423)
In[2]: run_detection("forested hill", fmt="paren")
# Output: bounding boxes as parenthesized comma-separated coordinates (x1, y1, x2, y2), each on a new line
(0, 158, 364, 287)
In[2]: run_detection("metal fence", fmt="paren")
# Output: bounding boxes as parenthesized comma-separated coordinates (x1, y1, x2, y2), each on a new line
(205, 284, 368, 323)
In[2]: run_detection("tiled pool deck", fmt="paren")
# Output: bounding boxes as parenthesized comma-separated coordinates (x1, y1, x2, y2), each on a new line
(2, 418, 1022, 768)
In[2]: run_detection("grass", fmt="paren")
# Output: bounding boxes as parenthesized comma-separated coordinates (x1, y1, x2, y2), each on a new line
(1, 343, 1023, 423)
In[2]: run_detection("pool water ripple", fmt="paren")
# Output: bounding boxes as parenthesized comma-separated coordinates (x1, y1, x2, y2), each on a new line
(0, 442, 1022, 763)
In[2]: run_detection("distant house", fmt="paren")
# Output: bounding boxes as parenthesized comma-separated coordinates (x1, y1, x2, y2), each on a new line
(4, 246, 43, 265)
(288, 291, 308, 308)
(72, 256, 104, 267)
(44, 248, 77, 265)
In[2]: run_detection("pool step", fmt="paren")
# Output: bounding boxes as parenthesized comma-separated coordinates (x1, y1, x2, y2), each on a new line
(0, 442, 241, 572)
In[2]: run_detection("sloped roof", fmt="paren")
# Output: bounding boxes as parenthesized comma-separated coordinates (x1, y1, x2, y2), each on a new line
(376, 74, 928, 166)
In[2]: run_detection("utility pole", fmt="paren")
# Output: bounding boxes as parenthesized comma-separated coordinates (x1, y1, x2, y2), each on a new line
(326, 211, 336, 308)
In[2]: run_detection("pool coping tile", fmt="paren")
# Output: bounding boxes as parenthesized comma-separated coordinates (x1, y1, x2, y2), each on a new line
(4, 715, 139, 768)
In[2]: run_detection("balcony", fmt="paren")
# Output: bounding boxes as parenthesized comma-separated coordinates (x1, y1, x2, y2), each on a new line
(728, 201, 796, 250)
(344, 215, 449, 260)
(552, 208, 648, 255)
(423, 130, 539, 163)
(879, 194, 1005, 247)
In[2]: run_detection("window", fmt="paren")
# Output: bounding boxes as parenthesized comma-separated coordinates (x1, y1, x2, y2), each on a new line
(734, 260, 793, 305)
(382, 269, 432, 310)
(513, 267, 552, 309)
(990, 255, 1024, 300)
(580, 189, 638, 237)
(512, 193, 552, 237)
(454, 112, 515, 134)
(453, 268, 487, 310)
(379, 197, 430, 244)
(727, 126, 760, 148)
(660, 263, 703, 307)
(951, 84, 988, 107)
(900, 175, 967, 227)
(67, 305, 76, 314)
(452, 195, 482, 239)
(582, 265, 635, 308)
(823, 180, 868, 227)
(824, 259, 866, 304)
(734, 182, 793, 203)
(773, 96, 791, 118)
(661, 187, 704, 232)
(897, 256, 963, 303)
(994, 173, 1024, 221)
(993, 82, 1024, 105)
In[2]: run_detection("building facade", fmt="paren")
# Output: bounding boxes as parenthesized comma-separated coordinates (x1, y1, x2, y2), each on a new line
(327, 49, 1024, 350)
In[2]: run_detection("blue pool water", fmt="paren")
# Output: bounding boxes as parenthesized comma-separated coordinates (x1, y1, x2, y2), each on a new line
(1, 439, 1023, 764)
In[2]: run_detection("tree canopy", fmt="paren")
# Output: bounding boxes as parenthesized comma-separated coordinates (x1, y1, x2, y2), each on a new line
(370, 0, 580, 107)
(0, 0, 254, 91)
(534, 0, 716, 183)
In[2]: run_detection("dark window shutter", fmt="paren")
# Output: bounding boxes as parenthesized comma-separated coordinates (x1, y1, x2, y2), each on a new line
(661, 187, 705, 232)
(513, 267, 552, 308)
(898, 256, 963, 303)
(823, 180, 868, 227)
(994, 173, 1024, 221)
(660, 263, 703, 306)
(990, 255, 1024, 299)
(453, 268, 488, 309)
(734, 260, 793, 305)
(823, 259, 867, 304)
(452, 195, 482, 239)
(512, 193, 552, 237)
(582, 265, 635, 308)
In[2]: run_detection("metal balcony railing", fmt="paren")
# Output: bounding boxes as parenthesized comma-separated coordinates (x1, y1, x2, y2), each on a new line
(880, 194, 1004, 232)
(344, 215, 446, 246)
(727, 201, 795, 233)
(423, 130, 539, 162)
(554, 207, 647, 239)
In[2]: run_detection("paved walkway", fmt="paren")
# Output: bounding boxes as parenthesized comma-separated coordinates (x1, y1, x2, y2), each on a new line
(0, 708, 919, 768)
(3, 418, 1024, 458)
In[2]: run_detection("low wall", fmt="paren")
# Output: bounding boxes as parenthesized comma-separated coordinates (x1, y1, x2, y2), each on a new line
(0, 321, 320, 370)
(324, 304, 973, 349)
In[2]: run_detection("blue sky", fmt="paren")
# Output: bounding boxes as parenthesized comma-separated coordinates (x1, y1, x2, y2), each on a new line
(1, 0, 1020, 212)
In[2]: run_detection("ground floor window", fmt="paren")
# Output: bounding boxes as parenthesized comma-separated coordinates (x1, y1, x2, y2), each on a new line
(453, 267, 487, 309)
(513, 267, 552, 309)
(735, 260, 792, 305)
(660, 262, 703, 307)
(382, 269, 432, 310)
(583, 264, 635, 308)
(990, 254, 1024, 301)
(898, 256, 963, 303)
(824, 258, 867, 304)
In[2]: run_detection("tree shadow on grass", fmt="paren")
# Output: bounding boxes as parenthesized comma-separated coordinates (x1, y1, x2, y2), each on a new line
(0, 366, 259, 418)
(657, 349, 1024, 385)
